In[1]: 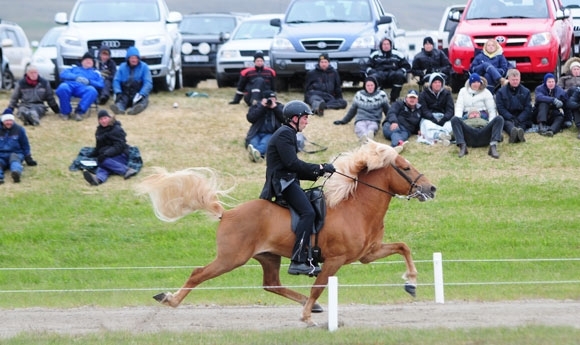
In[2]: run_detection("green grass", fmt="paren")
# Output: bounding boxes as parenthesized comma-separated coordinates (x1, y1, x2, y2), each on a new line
(0, 82, 579, 342)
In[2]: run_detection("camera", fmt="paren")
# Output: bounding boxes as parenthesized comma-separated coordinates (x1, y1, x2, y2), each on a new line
(266, 99, 273, 106)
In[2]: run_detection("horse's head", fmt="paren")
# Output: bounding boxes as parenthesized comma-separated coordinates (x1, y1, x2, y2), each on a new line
(324, 140, 436, 207)
(388, 154, 436, 201)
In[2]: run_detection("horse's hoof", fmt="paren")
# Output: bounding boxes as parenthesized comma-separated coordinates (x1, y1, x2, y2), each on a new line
(404, 283, 416, 297)
(311, 303, 324, 313)
(153, 292, 167, 303)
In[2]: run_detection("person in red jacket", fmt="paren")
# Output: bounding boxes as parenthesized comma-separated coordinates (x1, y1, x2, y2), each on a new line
(229, 51, 276, 106)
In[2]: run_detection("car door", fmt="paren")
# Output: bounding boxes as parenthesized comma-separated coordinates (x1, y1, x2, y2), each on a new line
(0, 27, 27, 78)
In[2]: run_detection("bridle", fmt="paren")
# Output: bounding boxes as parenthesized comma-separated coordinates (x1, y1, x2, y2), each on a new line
(332, 163, 426, 200)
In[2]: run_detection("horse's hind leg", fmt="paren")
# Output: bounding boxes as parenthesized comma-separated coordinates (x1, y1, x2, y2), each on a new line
(253, 253, 323, 313)
(359, 242, 418, 296)
(154, 258, 244, 308)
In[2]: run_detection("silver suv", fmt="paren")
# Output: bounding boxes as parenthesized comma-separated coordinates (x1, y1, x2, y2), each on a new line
(54, 0, 183, 91)
(0, 19, 33, 89)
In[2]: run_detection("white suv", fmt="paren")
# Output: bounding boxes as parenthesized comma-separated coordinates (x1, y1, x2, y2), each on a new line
(0, 19, 33, 89)
(54, 0, 183, 91)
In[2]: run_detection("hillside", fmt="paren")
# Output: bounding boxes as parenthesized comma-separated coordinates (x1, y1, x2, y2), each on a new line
(4, 0, 462, 41)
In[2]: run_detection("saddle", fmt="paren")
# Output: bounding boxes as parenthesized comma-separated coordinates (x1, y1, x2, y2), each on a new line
(275, 186, 327, 263)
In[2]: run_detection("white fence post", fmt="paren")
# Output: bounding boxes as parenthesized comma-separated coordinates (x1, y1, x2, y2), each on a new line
(328, 276, 338, 331)
(433, 252, 445, 304)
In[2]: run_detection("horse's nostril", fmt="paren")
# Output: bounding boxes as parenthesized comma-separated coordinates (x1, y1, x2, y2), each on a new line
(431, 186, 437, 193)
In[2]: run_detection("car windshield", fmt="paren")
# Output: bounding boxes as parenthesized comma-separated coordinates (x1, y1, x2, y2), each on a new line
(286, 0, 371, 23)
(232, 19, 278, 40)
(465, 0, 548, 20)
(73, 0, 160, 22)
(39, 28, 64, 47)
(179, 16, 237, 35)
(562, 0, 580, 8)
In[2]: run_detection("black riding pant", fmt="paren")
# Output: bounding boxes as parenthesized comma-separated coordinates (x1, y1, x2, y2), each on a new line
(282, 182, 315, 263)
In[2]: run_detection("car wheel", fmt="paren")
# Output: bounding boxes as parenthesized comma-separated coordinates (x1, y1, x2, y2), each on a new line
(183, 75, 200, 88)
(175, 68, 183, 90)
(275, 77, 289, 92)
(2, 68, 14, 90)
(155, 57, 177, 92)
(554, 55, 562, 78)
(450, 72, 464, 93)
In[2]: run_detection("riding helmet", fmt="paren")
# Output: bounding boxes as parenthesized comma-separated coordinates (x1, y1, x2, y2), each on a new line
(282, 100, 313, 123)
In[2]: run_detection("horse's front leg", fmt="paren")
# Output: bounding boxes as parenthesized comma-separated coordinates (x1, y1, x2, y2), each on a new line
(359, 242, 417, 297)
(301, 259, 344, 326)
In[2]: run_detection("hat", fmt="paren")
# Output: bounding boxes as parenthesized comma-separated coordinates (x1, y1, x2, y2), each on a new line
(81, 52, 94, 62)
(469, 73, 482, 85)
(543, 73, 556, 84)
(254, 51, 264, 61)
(423, 36, 434, 46)
(262, 90, 276, 98)
(571, 61, 580, 69)
(97, 110, 112, 119)
(319, 53, 329, 61)
(1, 114, 15, 122)
(406, 89, 419, 98)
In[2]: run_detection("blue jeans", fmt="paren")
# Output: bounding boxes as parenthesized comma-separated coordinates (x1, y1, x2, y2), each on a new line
(96, 153, 129, 183)
(382, 122, 411, 147)
(248, 133, 272, 156)
(0, 152, 23, 179)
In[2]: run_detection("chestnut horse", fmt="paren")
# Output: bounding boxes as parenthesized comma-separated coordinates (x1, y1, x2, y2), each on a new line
(137, 140, 436, 326)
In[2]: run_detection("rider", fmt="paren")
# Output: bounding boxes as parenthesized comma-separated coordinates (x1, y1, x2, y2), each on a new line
(259, 100, 335, 276)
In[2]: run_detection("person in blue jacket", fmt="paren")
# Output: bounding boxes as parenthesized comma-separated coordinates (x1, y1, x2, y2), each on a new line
(55, 52, 104, 121)
(110, 47, 153, 116)
(0, 113, 37, 184)
(469, 39, 511, 93)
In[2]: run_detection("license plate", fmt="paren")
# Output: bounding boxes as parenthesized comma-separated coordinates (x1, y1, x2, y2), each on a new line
(110, 49, 126, 58)
(184, 55, 209, 62)
(305, 61, 338, 70)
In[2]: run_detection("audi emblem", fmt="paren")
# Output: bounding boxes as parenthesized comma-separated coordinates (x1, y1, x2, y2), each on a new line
(101, 40, 121, 48)
(495, 36, 506, 44)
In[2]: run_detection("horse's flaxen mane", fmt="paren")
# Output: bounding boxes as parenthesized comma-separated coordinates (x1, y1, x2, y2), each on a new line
(136, 167, 230, 222)
(324, 140, 398, 208)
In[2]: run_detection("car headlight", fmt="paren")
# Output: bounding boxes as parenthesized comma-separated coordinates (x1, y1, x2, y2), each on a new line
(143, 36, 162, 46)
(352, 35, 375, 49)
(451, 34, 474, 48)
(181, 42, 193, 55)
(529, 32, 551, 47)
(198, 42, 211, 55)
(220, 49, 240, 59)
(61, 37, 82, 47)
(271, 38, 294, 50)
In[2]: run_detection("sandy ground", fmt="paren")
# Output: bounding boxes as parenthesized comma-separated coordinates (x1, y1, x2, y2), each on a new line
(1, 299, 579, 338)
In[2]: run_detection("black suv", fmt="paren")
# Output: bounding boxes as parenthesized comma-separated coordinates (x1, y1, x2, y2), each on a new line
(179, 12, 249, 87)
(270, 0, 395, 90)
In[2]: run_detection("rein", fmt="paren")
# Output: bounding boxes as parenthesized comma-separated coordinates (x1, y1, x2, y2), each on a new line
(332, 163, 424, 200)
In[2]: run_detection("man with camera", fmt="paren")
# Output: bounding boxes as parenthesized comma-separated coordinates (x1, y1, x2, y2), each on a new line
(245, 90, 285, 162)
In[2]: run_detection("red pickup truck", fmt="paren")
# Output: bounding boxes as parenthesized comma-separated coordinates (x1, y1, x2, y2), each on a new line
(447, 0, 575, 92)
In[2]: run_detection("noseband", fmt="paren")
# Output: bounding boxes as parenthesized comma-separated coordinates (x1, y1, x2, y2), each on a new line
(333, 163, 424, 200)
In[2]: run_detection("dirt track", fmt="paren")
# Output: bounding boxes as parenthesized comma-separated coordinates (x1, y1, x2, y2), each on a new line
(1, 299, 579, 338)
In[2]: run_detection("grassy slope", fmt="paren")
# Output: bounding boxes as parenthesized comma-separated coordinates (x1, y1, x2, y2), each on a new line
(0, 81, 579, 311)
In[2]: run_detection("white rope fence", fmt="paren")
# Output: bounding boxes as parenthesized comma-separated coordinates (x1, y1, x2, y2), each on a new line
(2, 254, 579, 332)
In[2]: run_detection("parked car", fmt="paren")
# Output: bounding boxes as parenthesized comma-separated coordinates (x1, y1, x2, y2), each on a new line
(179, 12, 249, 87)
(0, 19, 33, 87)
(31, 26, 66, 88)
(448, 0, 574, 92)
(54, 0, 183, 92)
(436, 4, 465, 55)
(562, 0, 580, 55)
(269, 0, 398, 90)
(216, 13, 283, 88)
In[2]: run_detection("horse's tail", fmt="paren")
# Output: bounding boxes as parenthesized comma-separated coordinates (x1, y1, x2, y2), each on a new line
(136, 167, 228, 222)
